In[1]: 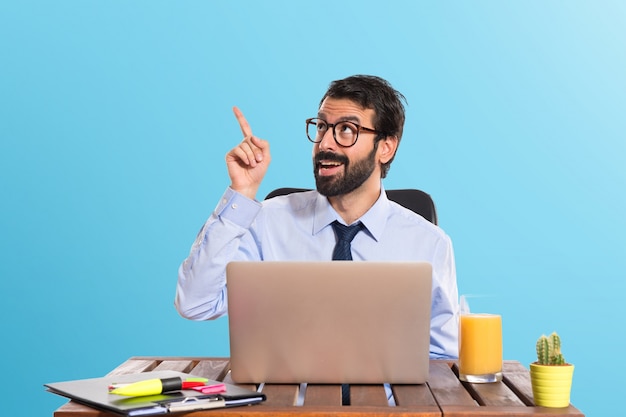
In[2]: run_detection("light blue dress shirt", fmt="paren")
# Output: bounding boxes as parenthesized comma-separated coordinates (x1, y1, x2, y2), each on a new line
(176, 185, 459, 359)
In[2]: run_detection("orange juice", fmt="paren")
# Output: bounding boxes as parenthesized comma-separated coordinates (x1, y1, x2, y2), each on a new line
(459, 313, 502, 381)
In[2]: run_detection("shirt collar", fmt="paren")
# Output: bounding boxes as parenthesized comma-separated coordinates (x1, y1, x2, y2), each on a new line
(312, 182, 390, 242)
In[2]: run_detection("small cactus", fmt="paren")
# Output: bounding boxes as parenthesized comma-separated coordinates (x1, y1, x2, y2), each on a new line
(535, 332, 566, 365)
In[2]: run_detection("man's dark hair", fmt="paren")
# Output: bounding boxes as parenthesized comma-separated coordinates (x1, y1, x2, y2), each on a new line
(319, 75, 407, 178)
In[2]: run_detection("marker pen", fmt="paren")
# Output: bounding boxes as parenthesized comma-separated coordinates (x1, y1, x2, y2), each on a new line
(109, 377, 208, 396)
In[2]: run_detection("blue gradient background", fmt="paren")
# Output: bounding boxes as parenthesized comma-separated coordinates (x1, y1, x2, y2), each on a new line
(1, 2, 624, 416)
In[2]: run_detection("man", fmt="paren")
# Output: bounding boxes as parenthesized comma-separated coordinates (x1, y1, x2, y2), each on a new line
(175, 75, 459, 359)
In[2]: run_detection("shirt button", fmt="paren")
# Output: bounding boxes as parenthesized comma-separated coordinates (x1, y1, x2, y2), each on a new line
(231, 203, 238, 209)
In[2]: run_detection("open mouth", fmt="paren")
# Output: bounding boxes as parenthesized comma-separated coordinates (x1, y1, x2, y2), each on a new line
(315, 152, 348, 177)
(318, 160, 344, 175)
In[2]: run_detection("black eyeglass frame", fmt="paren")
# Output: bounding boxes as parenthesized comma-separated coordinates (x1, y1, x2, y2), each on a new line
(305, 117, 384, 148)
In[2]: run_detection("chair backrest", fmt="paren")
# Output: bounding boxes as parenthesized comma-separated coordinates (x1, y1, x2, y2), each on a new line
(265, 187, 438, 225)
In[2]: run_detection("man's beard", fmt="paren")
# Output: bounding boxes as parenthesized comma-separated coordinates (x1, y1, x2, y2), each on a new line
(313, 147, 377, 197)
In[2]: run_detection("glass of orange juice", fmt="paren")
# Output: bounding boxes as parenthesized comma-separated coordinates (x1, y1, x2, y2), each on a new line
(458, 296, 503, 383)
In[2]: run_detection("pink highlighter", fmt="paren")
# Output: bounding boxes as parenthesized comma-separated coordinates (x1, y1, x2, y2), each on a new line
(191, 383, 227, 394)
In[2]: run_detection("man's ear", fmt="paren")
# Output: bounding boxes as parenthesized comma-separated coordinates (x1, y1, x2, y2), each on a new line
(378, 135, 399, 164)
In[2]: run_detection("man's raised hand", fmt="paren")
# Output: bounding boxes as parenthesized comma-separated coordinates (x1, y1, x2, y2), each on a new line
(225, 106, 271, 200)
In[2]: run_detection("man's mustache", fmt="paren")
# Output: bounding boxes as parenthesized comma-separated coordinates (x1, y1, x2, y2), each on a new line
(314, 151, 349, 165)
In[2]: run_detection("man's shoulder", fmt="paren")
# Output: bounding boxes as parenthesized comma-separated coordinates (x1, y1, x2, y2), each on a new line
(387, 200, 449, 238)
(262, 189, 320, 211)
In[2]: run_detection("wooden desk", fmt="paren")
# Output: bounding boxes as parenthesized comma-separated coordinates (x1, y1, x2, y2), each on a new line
(54, 357, 584, 416)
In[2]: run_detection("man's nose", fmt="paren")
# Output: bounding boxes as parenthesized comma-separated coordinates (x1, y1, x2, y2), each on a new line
(318, 128, 336, 151)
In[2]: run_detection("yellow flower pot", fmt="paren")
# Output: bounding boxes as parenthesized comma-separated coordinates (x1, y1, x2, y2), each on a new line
(529, 362, 574, 408)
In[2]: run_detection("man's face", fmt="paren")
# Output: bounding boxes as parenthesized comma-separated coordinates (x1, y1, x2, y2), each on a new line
(312, 98, 379, 197)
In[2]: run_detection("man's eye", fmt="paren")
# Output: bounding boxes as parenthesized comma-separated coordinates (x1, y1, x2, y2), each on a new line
(337, 122, 357, 135)
(316, 121, 328, 131)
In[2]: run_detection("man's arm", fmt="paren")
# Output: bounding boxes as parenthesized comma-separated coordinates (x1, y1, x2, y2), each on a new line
(175, 188, 262, 320)
(429, 235, 460, 359)
(175, 107, 271, 320)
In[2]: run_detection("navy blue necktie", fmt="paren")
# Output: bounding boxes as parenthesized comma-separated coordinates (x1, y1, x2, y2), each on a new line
(331, 220, 363, 405)
(331, 221, 363, 261)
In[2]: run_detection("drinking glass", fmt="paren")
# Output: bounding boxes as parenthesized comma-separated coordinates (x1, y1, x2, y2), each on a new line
(458, 295, 503, 383)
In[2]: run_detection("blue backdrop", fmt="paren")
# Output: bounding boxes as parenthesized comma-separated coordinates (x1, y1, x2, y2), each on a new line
(1, 2, 624, 416)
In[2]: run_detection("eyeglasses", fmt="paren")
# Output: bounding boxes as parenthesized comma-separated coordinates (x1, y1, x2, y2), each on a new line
(305, 118, 382, 148)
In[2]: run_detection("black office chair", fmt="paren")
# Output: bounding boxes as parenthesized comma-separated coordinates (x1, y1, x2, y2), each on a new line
(265, 187, 438, 225)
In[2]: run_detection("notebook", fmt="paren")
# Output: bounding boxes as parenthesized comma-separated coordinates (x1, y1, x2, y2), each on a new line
(226, 261, 432, 384)
(45, 370, 265, 416)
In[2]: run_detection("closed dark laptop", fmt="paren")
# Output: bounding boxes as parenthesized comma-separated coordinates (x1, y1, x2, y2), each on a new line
(226, 261, 432, 384)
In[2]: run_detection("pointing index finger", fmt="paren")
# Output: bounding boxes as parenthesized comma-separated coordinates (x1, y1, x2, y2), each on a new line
(233, 106, 253, 138)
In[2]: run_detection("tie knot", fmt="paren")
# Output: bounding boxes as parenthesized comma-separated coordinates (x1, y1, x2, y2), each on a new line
(331, 221, 363, 244)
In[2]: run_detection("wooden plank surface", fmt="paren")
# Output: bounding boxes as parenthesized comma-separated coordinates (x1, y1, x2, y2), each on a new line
(427, 361, 477, 407)
(260, 384, 300, 407)
(304, 384, 342, 406)
(190, 358, 231, 381)
(392, 384, 438, 408)
(53, 358, 585, 417)
(350, 384, 389, 407)
(440, 362, 585, 417)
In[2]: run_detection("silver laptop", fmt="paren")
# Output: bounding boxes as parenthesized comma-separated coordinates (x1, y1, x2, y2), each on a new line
(226, 261, 432, 384)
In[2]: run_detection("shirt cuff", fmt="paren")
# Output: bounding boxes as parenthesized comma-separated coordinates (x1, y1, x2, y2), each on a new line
(215, 187, 262, 229)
